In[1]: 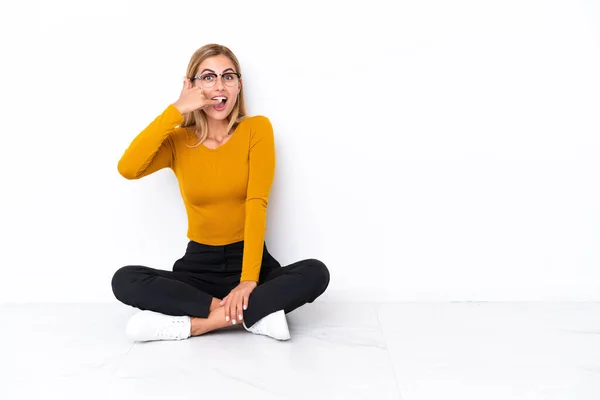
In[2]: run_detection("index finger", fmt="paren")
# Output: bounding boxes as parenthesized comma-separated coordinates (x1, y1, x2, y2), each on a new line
(231, 296, 241, 324)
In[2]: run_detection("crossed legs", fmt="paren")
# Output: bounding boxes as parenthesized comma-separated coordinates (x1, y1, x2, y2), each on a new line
(111, 258, 330, 337)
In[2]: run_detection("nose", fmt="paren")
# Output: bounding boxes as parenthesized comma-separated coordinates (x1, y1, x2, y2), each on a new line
(214, 75, 226, 90)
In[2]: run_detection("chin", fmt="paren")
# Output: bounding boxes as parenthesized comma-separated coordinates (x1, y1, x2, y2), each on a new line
(205, 108, 233, 121)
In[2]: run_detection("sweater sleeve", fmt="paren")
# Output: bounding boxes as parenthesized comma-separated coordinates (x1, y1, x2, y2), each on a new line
(117, 104, 184, 179)
(240, 116, 276, 282)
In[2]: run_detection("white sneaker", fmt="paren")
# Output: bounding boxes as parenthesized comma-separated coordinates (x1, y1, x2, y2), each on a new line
(243, 309, 291, 341)
(125, 310, 191, 342)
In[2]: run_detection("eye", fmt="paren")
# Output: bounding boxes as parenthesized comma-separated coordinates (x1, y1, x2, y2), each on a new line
(201, 73, 216, 81)
(223, 73, 235, 81)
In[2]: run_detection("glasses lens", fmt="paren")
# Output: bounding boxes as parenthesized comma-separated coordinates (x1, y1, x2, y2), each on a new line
(200, 73, 217, 87)
(223, 73, 239, 87)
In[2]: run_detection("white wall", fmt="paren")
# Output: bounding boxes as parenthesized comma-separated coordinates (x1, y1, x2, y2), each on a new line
(1, 0, 599, 302)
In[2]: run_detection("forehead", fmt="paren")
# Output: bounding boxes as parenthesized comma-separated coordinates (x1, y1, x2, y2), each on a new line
(196, 54, 236, 73)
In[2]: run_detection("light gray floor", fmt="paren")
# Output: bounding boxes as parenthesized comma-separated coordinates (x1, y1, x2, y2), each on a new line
(1, 302, 599, 399)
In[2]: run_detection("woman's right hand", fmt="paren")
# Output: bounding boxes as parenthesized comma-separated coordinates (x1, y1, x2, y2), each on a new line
(172, 78, 221, 115)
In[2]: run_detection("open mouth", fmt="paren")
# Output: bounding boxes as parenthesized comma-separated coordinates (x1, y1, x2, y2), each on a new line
(212, 96, 228, 111)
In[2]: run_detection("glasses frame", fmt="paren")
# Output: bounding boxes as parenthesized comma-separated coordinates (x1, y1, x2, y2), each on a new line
(191, 72, 242, 88)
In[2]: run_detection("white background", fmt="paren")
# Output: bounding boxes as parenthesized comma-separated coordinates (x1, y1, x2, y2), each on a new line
(1, 0, 598, 302)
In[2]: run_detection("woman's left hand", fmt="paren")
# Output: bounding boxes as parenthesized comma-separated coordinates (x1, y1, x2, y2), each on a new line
(220, 280, 258, 325)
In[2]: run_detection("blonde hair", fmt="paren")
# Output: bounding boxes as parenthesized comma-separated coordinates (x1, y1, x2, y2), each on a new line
(180, 44, 248, 148)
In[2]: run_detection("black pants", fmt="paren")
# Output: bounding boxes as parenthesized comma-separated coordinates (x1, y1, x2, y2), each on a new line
(111, 240, 330, 328)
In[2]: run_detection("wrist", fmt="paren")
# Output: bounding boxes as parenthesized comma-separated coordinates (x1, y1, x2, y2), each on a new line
(172, 102, 188, 115)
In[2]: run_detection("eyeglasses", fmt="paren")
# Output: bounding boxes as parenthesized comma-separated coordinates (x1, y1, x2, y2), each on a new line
(191, 72, 241, 88)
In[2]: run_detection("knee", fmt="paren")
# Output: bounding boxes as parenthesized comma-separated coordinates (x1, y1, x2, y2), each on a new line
(305, 259, 330, 294)
(111, 265, 141, 303)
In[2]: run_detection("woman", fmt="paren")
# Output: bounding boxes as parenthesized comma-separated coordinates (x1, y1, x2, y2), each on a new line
(111, 44, 330, 342)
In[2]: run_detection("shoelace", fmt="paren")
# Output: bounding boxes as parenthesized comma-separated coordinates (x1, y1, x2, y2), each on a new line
(158, 319, 187, 339)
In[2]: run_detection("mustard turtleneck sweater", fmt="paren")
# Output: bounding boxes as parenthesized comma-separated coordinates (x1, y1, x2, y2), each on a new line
(117, 104, 276, 282)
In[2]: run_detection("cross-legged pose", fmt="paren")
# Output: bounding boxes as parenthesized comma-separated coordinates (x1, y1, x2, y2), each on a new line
(111, 43, 330, 342)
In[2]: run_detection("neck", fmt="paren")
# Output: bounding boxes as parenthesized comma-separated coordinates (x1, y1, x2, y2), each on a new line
(206, 118, 229, 141)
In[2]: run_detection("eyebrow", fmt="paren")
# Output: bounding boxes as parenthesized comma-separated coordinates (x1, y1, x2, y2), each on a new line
(200, 68, 236, 74)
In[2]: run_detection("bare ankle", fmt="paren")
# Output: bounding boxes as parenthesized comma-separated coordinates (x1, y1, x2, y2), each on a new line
(209, 297, 222, 313)
(190, 307, 229, 336)
(190, 317, 207, 336)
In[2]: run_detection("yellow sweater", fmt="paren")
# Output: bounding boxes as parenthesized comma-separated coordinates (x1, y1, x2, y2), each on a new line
(118, 104, 276, 282)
